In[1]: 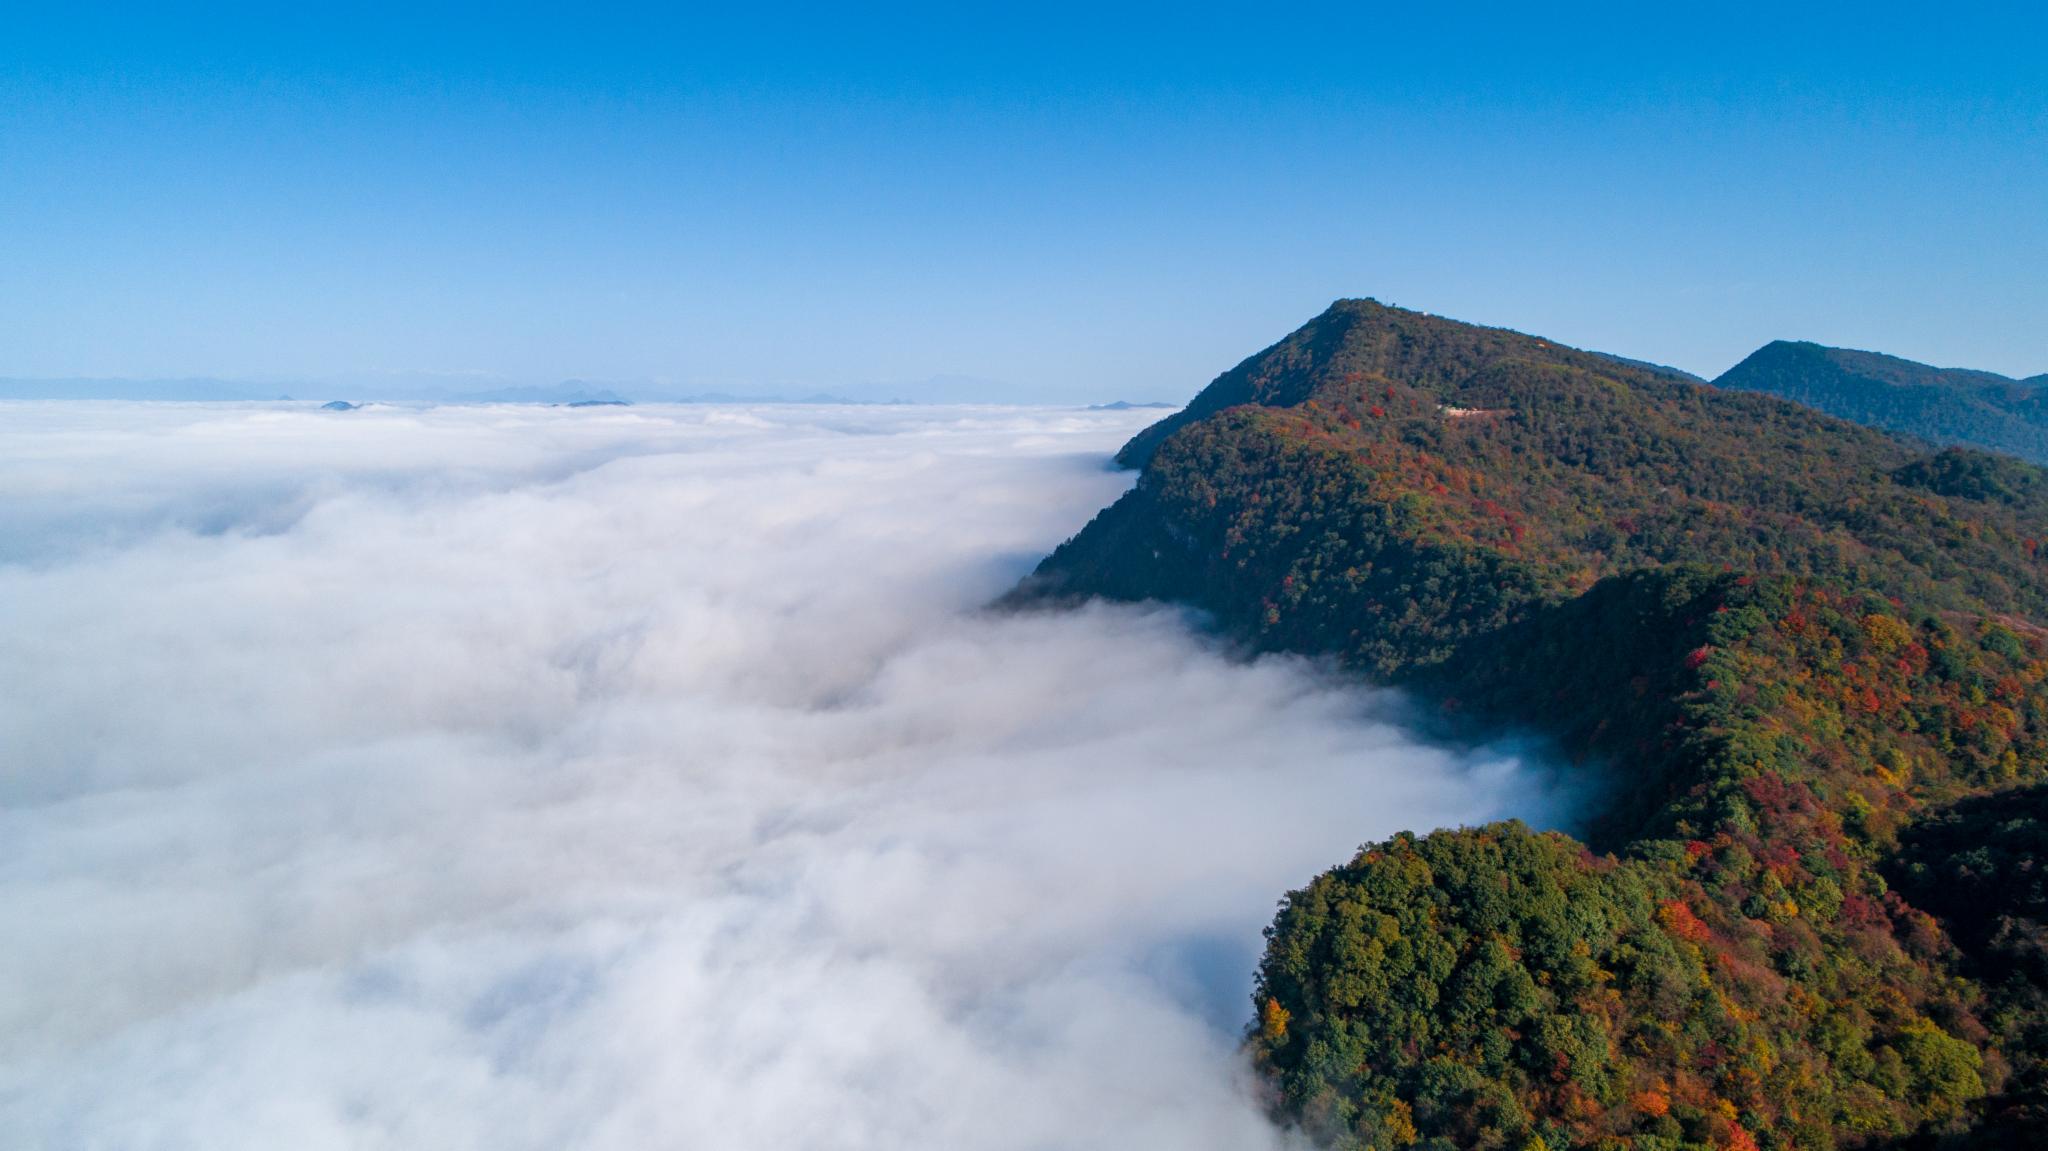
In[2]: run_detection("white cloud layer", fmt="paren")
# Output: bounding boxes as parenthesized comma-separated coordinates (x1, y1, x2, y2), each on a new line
(0, 402, 1561, 1149)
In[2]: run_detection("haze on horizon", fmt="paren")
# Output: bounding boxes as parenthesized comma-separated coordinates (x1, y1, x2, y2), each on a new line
(3, 2, 2044, 403)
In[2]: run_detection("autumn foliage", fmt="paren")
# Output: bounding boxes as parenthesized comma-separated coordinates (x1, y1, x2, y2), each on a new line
(1027, 300, 2048, 1148)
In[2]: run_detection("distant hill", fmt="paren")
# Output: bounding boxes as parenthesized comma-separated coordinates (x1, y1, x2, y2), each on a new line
(1086, 400, 1177, 411)
(1714, 340, 2048, 463)
(1022, 298, 2048, 1150)
(459, 381, 631, 405)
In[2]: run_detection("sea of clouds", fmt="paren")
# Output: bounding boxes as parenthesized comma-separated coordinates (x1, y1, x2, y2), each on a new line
(0, 401, 1562, 1149)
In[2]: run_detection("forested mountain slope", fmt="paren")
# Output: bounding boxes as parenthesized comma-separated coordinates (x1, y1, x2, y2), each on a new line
(1713, 341, 2048, 465)
(1021, 300, 2048, 1150)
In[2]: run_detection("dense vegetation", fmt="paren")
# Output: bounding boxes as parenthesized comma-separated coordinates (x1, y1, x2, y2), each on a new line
(1889, 784, 2048, 1145)
(1021, 300, 2048, 1149)
(1713, 341, 2048, 465)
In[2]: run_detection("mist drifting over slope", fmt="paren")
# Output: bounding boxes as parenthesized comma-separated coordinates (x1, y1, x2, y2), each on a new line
(0, 402, 1562, 1149)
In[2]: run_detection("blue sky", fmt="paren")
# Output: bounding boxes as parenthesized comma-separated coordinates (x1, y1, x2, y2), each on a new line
(3, 2, 2043, 401)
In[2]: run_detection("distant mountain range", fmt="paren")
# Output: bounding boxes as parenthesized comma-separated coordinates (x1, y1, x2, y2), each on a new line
(455, 382, 632, 405)
(11, 342, 2043, 466)
(1713, 340, 2048, 463)
(0, 375, 1186, 411)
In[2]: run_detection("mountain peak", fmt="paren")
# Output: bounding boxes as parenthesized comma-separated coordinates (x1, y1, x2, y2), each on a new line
(1114, 299, 1687, 467)
(1026, 299, 2048, 1147)
(1715, 339, 2048, 462)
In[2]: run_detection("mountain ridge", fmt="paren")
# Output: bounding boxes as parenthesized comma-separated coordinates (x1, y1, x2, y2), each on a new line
(1024, 300, 2048, 1149)
(1712, 340, 2048, 464)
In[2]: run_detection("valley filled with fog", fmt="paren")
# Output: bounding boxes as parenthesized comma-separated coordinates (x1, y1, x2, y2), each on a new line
(0, 402, 1562, 1148)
